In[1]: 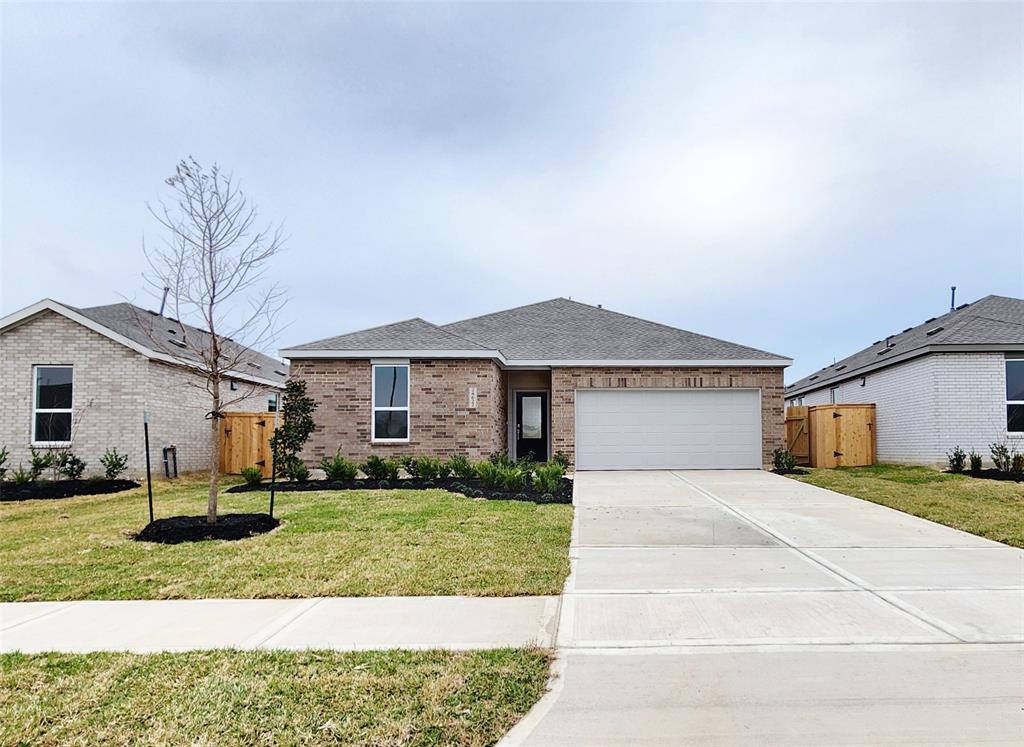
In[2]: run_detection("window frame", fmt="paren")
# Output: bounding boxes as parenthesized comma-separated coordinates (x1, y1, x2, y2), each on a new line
(32, 364, 74, 446)
(371, 363, 411, 443)
(1006, 358, 1024, 434)
(829, 387, 839, 404)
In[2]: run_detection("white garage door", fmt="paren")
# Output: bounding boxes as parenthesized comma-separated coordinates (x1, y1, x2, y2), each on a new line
(575, 389, 762, 470)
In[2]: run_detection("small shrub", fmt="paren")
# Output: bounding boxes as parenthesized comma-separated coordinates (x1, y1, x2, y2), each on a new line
(12, 465, 32, 484)
(990, 442, 1011, 472)
(551, 451, 571, 469)
(320, 452, 359, 481)
(772, 447, 797, 471)
(361, 455, 399, 481)
(58, 452, 86, 480)
(447, 454, 475, 479)
(240, 466, 263, 486)
(100, 448, 129, 479)
(0, 445, 8, 480)
(475, 460, 502, 488)
(1013, 453, 1024, 475)
(29, 447, 52, 480)
(487, 451, 515, 469)
(533, 462, 565, 493)
(946, 446, 966, 473)
(497, 463, 530, 491)
(414, 456, 449, 480)
(968, 450, 983, 472)
(289, 461, 311, 482)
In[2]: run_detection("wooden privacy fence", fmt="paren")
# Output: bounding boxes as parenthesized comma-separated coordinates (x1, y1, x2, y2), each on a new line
(785, 404, 876, 468)
(220, 412, 276, 477)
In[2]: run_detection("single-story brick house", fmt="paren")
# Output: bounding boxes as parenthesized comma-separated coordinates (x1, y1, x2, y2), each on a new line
(281, 298, 791, 470)
(785, 294, 1024, 466)
(0, 298, 286, 477)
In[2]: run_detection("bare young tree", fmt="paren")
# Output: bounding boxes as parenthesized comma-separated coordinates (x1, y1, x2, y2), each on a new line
(143, 158, 285, 523)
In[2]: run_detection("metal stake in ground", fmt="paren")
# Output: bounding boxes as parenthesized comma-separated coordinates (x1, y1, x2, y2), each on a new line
(269, 406, 279, 519)
(143, 410, 154, 524)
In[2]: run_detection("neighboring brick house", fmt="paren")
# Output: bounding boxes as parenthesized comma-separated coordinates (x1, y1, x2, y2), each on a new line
(0, 299, 286, 477)
(785, 295, 1024, 466)
(281, 299, 791, 470)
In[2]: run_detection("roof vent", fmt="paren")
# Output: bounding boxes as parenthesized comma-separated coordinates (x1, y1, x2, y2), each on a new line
(808, 375, 819, 381)
(902, 327, 913, 333)
(247, 362, 261, 369)
(955, 303, 969, 310)
(835, 364, 847, 371)
(273, 369, 287, 377)
(924, 317, 936, 324)
(925, 326, 944, 336)
(877, 347, 893, 356)
(168, 339, 187, 349)
(872, 339, 882, 345)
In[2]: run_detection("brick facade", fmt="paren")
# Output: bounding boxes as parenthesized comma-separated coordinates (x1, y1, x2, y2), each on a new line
(1, 310, 276, 478)
(291, 358, 507, 464)
(791, 352, 1024, 466)
(551, 366, 785, 469)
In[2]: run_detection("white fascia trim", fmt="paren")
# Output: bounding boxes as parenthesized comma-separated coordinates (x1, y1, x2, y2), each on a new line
(281, 348, 505, 361)
(1, 299, 285, 389)
(508, 358, 793, 368)
(784, 343, 1024, 398)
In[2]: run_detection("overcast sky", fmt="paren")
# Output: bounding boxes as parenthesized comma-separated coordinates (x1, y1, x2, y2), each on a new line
(2, 2, 1021, 381)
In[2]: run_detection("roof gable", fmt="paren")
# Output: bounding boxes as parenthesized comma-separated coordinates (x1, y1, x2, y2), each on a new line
(1, 299, 287, 387)
(281, 297, 790, 364)
(786, 295, 1024, 395)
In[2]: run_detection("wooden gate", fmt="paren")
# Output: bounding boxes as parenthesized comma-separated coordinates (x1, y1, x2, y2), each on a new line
(785, 404, 875, 468)
(785, 406, 811, 465)
(219, 412, 275, 477)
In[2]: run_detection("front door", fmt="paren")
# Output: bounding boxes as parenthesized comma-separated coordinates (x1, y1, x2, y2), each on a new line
(515, 391, 549, 462)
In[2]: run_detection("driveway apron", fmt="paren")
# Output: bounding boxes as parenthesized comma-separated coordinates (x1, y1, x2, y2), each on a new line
(503, 470, 1024, 746)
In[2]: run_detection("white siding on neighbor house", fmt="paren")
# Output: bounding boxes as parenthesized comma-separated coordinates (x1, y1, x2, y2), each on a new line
(787, 352, 1023, 466)
(1, 310, 276, 478)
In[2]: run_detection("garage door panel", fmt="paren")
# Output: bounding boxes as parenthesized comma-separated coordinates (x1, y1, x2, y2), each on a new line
(576, 389, 761, 470)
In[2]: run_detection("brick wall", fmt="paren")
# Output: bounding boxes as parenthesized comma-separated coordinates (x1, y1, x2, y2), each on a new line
(290, 358, 506, 464)
(792, 353, 1022, 466)
(550, 366, 785, 469)
(1, 310, 276, 478)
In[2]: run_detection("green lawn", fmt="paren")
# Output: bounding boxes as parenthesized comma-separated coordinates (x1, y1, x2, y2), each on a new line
(791, 464, 1024, 548)
(1, 648, 550, 747)
(0, 477, 572, 601)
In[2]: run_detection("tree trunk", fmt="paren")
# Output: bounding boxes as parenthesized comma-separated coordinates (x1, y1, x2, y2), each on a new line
(207, 388, 221, 524)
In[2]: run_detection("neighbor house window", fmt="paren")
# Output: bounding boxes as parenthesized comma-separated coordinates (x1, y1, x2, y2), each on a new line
(33, 366, 73, 444)
(1007, 359, 1024, 433)
(268, 394, 278, 412)
(372, 364, 409, 441)
(830, 387, 839, 404)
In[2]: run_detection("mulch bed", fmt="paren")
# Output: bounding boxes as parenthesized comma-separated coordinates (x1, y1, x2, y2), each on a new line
(949, 469, 1024, 483)
(772, 468, 809, 476)
(227, 476, 574, 504)
(0, 479, 140, 502)
(134, 513, 280, 544)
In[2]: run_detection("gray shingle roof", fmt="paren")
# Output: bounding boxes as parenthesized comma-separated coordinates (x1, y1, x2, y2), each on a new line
(73, 302, 288, 385)
(786, 294, 1024, 396)
(284, 298, 788, 363)
(285, 318, 489, 352)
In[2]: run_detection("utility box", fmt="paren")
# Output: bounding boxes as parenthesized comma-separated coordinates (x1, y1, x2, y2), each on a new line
(785, 404, 876, 468)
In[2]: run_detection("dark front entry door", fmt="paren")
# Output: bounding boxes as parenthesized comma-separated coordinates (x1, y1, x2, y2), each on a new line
(515, 391, 549, 462)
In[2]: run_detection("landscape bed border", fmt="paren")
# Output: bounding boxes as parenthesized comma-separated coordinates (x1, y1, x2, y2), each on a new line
(227, 476, 574, 504)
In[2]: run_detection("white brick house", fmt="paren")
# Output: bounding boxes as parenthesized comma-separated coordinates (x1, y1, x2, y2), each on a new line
(0, 299, 286, 478)
(786, 295, 1024, 466)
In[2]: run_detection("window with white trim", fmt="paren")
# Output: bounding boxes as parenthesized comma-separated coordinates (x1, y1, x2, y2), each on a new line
(1006, 359, 1024, 433)
(33, 366, 74, 444)
(372, 364, 409, 441)
(829, 387, 839, 404)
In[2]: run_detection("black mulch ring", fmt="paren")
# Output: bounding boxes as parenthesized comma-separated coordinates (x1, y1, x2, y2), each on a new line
(948, 469, 1024, 483)
(0, 479, 140, 502)
(771, 468, 809, 476)
(135, 513, 280, 544)
(227, 476, 573, 504)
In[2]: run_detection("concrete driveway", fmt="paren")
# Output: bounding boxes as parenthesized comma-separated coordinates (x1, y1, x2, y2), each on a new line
(503, 470, 1024, 746)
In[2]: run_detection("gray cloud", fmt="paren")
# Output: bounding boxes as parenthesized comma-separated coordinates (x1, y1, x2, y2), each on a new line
(2, 2, 1021, 380)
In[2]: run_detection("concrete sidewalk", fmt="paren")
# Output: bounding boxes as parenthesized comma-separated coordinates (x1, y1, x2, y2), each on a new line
(0, 596, 560, 653)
